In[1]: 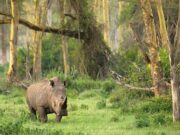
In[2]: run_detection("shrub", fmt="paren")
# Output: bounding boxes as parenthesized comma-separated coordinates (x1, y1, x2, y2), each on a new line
(69, 104, 78, 111)
(96, 100, 106, 109)
(152, 113, 171, 126)
(135, 113, 150, 128)
(68, 78, 102, 93)
(102, 79, 116, 94)
(110, 115, 119, 122)
(16, 48, 33, 79)
(139, 96, 172, 114)
(80, 104, 89, 110)
(78, 90, 97, 99)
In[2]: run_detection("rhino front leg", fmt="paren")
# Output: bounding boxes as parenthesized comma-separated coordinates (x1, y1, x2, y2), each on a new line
(56, 115, 62, 122)
(37, 107, 48, 122)
(30, 107, 37, 119)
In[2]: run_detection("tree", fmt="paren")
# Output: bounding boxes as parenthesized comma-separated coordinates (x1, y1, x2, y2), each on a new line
(103, 0, 110, 48)
(69, 0, 110, 79)
(140, 0, 167, 96)
(7, 0, 18, 81)
(1, 0, 7, 65)
(32, 0, 48, 80)
(59, 0, 70, 79)
(155, 0, 180, 121)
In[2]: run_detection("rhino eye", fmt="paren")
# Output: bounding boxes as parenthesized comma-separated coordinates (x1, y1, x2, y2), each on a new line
(61, 96, 64, 100)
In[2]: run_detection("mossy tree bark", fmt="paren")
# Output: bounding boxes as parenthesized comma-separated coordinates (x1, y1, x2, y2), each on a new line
(70, 0, 110, 79)
(140, 0, 167, 96)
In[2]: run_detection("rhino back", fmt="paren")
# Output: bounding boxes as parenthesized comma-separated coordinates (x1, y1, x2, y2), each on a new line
(26, 80, 51, 109)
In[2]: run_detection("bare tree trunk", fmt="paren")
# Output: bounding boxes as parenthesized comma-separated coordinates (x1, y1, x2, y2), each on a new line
(140, 0, 166, 96)
(7, 0, 18, 81)
(103, 0, 110, 48)
(59, 0, 70, 79)
(1, 0, 7, 64)
(155, 0, 180, 121)
(170, 0, 180, 121)
(32, 0, 47, 80)
(1, 24, 7, 64)
(93, 0, 99, 21)
(155, 0, 170, 48)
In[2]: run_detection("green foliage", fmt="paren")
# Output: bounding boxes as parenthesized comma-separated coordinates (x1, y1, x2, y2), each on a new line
(80, 104, 89, 110)
(135, 113, 150, 128)
(138, 96, 172, 114)
(102, 79, 116, 95)
(78, 90, 97, 99)
(152, 113, 171, 126)
(0, 111, 30, 135)
(68, 78, 102, 93)
(0, 80, 11, 95)
(16, 47, 33, 79)
(0, 64, 7, 78)
(42, 34, 62, 73)
(96, 99, 106, 109)
(68, 104, 78, 111)
(119, 2, 137, 24)
(109, 87, 154, 110)
(45, 69, 65, 81)
(111, 47, 152, 87)
(110, 115, 119, 122)
(159, 48, 170, 81)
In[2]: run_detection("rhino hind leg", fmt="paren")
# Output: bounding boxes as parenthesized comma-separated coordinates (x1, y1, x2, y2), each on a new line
(37, 107, 48, 123)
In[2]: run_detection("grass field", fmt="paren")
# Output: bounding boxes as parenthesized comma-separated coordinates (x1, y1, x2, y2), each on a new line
(0, 81, 180, 135)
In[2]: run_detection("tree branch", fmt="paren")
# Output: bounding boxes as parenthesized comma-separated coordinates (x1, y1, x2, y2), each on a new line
(0, 11, 85, 39)
(115, 80, 154, 91)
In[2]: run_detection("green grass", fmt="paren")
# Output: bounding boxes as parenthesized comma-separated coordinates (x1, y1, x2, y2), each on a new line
(1, 87, 180, 135)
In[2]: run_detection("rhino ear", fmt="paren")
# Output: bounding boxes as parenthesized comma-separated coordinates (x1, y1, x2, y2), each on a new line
(49, 80, 55, 87)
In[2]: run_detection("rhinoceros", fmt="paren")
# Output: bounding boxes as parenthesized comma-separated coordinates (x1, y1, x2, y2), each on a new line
(26, 77, 67, 122)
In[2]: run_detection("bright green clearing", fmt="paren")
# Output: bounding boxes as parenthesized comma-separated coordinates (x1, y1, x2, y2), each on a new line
(0, 87, 180, 135)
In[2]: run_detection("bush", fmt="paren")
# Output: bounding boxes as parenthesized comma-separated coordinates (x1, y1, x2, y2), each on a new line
(45, 70, 65, 81)
(68, 78, 102, 93)
(80, 104, 89, 110)
(110, 47, 152, 88)
(16, 48, 33, 79)
(135, 113, 150, 128)
(96, 100, 106, 109)
(152, 113, 171, 126)
(79, 90, 97, 99)
(110, 115, 119, 122)
(102, 79, 116, 95)
(68, 104, 78, 111)
(139, 96, 172, 114)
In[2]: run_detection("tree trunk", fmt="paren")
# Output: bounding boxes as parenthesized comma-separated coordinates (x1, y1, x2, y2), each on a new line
(1, 0, 7, 64)
(7, 0, 18, 81)
(70, 0, 110, 79)
(171, 0, 180, 121)
(140, 0, 166, 96)
(155, 0, 180, 121)
(1, 24, 7, 64)
(103, 0, 110, 48)
(62, 36, 69, 78)
(59, 0, 70, 79)
(32, 0, 47, 80)
(155, 0, 170, 48)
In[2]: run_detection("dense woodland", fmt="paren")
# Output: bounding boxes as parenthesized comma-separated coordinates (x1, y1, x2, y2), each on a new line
(1, 0, 180, 134)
